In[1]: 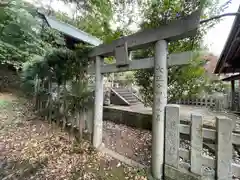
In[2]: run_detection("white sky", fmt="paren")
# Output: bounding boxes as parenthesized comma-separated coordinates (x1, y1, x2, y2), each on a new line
(25, 0, 240, 56)
(24, 0, 76, 14)
(204, 0, 239, 55)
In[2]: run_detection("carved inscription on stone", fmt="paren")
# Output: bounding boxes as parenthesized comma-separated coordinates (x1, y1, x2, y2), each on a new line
(165, 105, 179, 168)
(154, 61, 166, 122)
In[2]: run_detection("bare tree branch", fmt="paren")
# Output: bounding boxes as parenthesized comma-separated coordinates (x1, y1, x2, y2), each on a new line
(200, 12, 240, 24)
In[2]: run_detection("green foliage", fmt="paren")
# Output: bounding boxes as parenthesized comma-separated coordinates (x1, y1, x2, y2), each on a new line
(134, 0, 230, 105)
(54, 0, 114, 42)
(0, 0, 65, 69)
(204, 79, 230, 94)
(66, 80, 93, 114)
(21, 55, 45, 94)
(0, 1, 96, 135)
(22, 44, 92, 88)
(54, 0, 128, 44)
(55, 0, 230, 105)
(1, 0, 231, 109)
(124, 72, 135, 86)
(22, 45, 93, 115)
(0, 100, 9, 108)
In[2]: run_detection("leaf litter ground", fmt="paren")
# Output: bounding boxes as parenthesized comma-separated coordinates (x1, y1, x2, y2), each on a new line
(0, 92, 147, 180)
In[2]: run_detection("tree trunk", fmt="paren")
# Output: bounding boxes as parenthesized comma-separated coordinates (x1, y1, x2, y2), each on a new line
(34, 75, 39, 111)
(48, 78, 53, 124)
(39, 80, 45, 113)
(78, 109, 85, 140)
(70, 108, 75, 136)
(62, 80, 67, 129)
(56, 84, 60, 126)
(77, 110, 82, 140)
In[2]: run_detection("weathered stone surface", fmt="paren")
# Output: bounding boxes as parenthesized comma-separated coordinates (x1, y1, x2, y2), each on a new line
(110, 91, 129, 105)
(165, 105, 180, 168)
(216, 116, 233, 180)
(86, 108, 93, 134)
(103, 107, 152, 130)
(103, 88, 111, 106)
(190, 114, 203, 175)
(164, 164, 201, 180)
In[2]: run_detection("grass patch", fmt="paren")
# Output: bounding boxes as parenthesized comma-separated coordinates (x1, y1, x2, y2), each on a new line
(0, 99, 10, 108)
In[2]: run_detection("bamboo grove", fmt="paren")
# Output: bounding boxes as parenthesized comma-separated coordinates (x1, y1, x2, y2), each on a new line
(22, 46, 94, 140)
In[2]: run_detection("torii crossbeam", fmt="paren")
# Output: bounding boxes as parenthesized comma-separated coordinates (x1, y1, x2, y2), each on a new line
(89, 10, 201, 180)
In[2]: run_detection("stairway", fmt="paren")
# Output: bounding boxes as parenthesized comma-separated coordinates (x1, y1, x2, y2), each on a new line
(111, 87, 142, 106)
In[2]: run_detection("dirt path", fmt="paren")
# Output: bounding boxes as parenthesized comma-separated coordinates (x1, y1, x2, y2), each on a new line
(0, 93, 147, 180)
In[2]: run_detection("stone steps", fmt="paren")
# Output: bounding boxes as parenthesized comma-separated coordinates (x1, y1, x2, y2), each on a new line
(112, 88, 141, 105)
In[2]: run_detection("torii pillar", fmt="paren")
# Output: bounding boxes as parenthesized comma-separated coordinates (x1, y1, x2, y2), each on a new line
(89, 10, 201, 180)
(152, 40, 168, 178)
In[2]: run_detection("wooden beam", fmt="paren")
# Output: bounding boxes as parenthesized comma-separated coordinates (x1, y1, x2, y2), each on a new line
(222, 74, 240, 81)
(88, 51, 194, 74)
(89, 10, 201, 57)
(231, 80, 235, 111)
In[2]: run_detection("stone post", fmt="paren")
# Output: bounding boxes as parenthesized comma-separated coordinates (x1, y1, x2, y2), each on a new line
(151, 40, 168, 179)
(93, 56, 104, 148)
(165, 104, 180, 168)
(216, 116, 232, 180)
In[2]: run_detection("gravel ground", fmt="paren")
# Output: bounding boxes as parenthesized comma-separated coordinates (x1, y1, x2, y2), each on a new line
(103, 121, 152, 166)
(102, 121, 240, 167)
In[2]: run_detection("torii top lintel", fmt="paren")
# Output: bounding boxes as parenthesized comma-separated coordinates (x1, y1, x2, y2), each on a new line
(89, 10, 201, 58)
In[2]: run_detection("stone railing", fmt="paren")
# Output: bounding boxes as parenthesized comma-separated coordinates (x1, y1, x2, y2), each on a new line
(172, 95, 229, 112)
(164, 105, 240, 180)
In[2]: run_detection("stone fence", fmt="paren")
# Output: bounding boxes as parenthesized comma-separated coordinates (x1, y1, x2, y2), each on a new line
(164, 104, 240, 180)
(172, 95, 229, 112)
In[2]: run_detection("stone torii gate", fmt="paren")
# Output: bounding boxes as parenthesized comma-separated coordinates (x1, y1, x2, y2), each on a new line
(89, 10, 201, 179)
